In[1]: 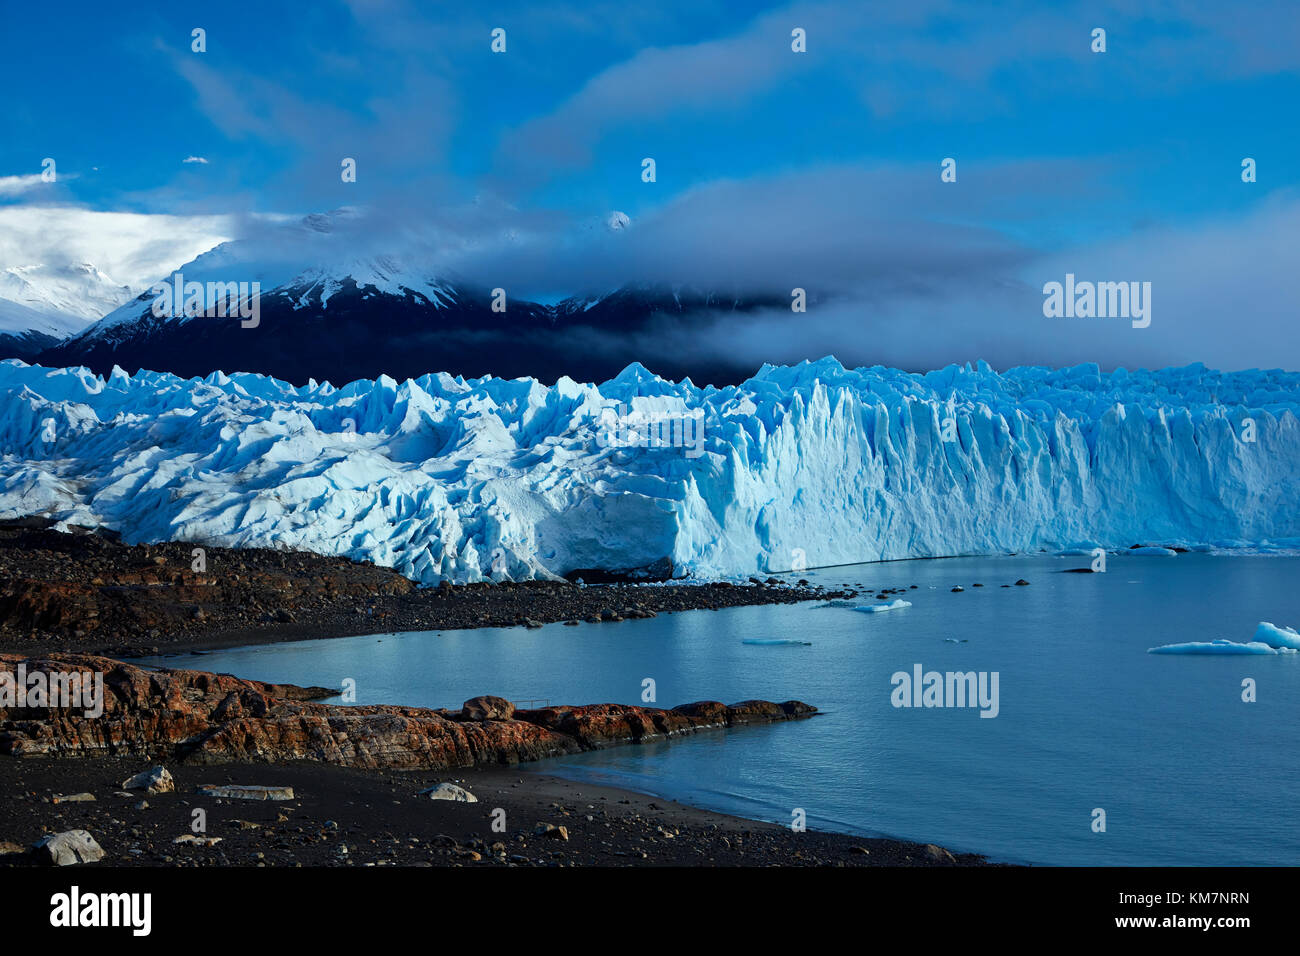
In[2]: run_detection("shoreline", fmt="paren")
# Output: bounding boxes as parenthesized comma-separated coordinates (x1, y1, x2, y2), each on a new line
(0, 525, 853, 659)
(0, 525, 1005, 866)
(0, 755, 997, 867)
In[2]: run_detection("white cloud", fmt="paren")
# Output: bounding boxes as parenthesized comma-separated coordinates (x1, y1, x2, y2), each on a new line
(0, 174, 53, 198)
(183, 155, 210, 165)
(0, 206, 235, 292)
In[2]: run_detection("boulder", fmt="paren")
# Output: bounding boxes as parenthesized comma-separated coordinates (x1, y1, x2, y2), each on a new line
(418, 783, 477, 803)
(461, 695, 515, 721)
(923, 843, 956, 864)
(535, 823, 569, 841)
(32, 829, 104, 866)
(122, 766, 174, 794)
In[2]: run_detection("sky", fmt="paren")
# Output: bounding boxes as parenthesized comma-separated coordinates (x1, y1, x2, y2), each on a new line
(1, 0, 1298, 372)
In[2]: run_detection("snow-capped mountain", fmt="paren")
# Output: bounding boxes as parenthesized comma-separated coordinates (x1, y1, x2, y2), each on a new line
(1, 358, 1296, 582)
(37, 214, 787, 385)
(0, 297, 87, 361)
(0, 262, 133, 321)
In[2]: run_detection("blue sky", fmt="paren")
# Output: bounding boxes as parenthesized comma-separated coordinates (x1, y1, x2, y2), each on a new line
(2, 0, 1298, 370)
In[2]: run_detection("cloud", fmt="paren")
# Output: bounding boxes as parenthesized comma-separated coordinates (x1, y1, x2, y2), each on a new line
(0, 171, 79, 198)
(183, 156, 210, 165)
(642, 191, 1300, 376)
(0, 206, 235, 291)
(0, 174, 49, 198)
(495, 0, 1300, 183)
(162, 30, 459, 208)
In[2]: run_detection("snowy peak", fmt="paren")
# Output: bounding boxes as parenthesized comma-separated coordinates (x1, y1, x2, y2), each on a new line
(0, 296, 84, 338)
(0, 262, 133, 322)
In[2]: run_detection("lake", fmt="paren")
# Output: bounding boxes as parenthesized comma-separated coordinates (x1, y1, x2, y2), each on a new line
(139, 552, 1300, 865)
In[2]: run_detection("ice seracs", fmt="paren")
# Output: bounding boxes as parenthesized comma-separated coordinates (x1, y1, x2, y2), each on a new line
(0, 358, 1298, 583)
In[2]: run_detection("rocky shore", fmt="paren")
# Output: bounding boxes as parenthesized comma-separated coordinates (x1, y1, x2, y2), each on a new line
(0, 654, 816, 769)
(0, 523, 851, 658)
(0, 655, 993, 867)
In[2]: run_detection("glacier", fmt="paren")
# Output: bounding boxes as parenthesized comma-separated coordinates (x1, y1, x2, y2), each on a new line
(2, 356, 1299, 584)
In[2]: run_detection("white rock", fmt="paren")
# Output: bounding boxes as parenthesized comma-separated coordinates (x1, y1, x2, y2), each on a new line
(197, 784, 294, 801)
(418, 783, 477, 803)
(32, 829, 104, 866)
(122, 766, 174, 794)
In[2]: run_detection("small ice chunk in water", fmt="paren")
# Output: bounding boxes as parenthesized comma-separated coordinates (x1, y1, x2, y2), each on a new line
(1149, 621, 1300, 654)
(854, 599, 912, 613)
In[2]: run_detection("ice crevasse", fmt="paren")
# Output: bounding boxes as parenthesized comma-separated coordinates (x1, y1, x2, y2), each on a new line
(1, 356, 1298, 584)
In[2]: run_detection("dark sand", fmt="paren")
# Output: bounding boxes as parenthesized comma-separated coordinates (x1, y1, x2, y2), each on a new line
(0, 756, 993, 867)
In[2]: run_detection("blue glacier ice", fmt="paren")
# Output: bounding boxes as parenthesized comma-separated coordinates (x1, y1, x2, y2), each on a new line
(1149, 621, 1300, 654)
(854, 599, 913, 613)
(2, 356, 1299, 583)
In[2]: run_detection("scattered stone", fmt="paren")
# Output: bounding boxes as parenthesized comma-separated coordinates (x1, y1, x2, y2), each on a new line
(51, 792, 96, 804)
(173, 834, 223, 846)
(197, 784, 294, 801)
(534, 823, 569, 841)
(31, 829, 104, 866)
(122, 766, 174, 794)
(1015, 579, 1030, 586)
(418, 783, 478, 803)
(923, 843, 956, 863)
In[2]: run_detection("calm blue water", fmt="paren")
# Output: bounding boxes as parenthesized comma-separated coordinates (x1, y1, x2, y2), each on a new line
(139, 553, 1300, 865)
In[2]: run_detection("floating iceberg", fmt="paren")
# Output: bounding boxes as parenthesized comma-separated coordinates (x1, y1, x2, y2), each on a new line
(1253, 621, 1300, 650)
(854, 599, 913, 613)
(1148, 621, 1300, 654)
(1148, 640, 1291, 655)
(2, 357, 1299, 583)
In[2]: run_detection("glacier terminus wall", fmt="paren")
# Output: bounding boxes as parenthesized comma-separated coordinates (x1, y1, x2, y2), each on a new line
(2, 357, 1298, 583)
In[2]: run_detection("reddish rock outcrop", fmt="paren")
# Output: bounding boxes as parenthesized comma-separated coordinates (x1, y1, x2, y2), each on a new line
(0, 655, 817, 771)
(461, 695, 515, 722)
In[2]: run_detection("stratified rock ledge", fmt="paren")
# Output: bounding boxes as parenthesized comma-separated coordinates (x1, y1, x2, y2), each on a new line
(0, 654, 817, 771)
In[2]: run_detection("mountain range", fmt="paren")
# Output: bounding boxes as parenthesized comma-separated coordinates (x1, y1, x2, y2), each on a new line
(3, 216, 788, 386)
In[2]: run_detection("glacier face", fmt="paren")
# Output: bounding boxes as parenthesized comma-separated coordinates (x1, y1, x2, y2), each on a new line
(1, 357, 1299, 583)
